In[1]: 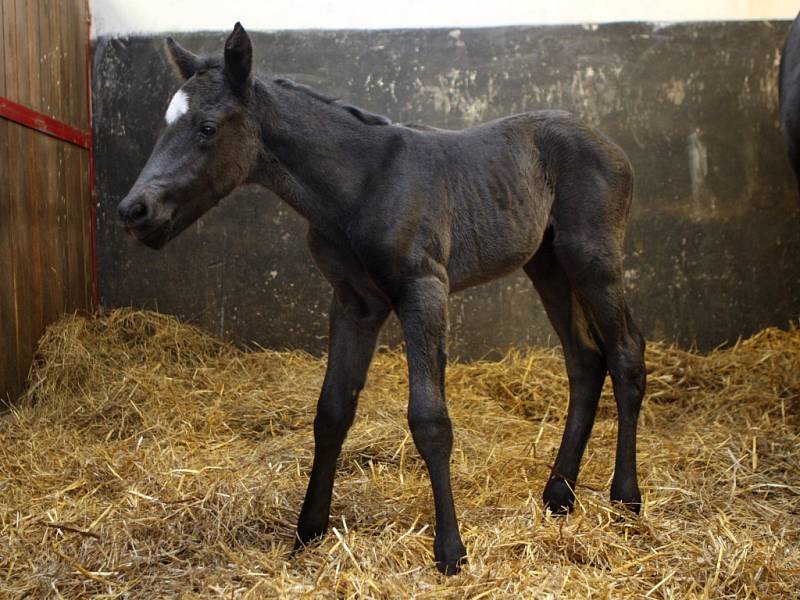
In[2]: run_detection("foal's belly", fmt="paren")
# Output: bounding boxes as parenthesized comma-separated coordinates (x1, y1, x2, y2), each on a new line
(434, 137, 555, 293)
(446, 206, 550, 293)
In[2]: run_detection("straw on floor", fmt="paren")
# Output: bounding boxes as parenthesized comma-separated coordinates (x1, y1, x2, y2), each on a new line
(1, 309, 798, 598)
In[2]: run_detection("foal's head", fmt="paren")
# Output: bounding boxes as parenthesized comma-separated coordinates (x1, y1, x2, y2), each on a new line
(117, 23, 260, 249)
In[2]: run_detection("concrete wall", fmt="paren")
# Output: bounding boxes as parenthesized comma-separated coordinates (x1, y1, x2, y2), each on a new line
(93, 23, 800, 357)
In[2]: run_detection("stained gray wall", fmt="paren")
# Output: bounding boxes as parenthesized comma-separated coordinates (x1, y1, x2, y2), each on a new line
(93, 22, 800, 357)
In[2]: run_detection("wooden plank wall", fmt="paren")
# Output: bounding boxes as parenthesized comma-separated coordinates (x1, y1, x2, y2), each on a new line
(0, 0, 93, 402)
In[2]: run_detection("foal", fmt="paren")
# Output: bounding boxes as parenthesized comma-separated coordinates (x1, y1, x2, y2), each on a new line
(118, 24, 647, 575)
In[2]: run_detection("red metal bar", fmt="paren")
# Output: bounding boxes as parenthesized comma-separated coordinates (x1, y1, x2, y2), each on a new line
(85, 0, 99, 311)
(0, 96, 90, 149)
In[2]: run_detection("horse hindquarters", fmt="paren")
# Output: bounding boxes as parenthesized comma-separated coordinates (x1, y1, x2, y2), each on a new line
(529, 137, 646, 512)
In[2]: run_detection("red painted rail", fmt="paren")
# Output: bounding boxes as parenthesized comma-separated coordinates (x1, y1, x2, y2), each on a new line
(0, 96, 91, 150)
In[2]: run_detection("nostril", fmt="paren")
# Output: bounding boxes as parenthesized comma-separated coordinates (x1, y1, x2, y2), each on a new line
(120, 202, 150, 226)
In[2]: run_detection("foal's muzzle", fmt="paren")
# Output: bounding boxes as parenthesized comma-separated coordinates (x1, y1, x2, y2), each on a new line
(117, 189, 173, 249)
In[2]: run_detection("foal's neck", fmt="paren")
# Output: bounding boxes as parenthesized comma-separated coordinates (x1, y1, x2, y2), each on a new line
(247, 78, 388, 237)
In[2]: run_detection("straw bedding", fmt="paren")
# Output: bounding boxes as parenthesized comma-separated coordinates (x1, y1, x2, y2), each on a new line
(1, 309, 798, 598)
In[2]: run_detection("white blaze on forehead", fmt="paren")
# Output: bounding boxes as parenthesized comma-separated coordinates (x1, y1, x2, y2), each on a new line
(165, 89, 189, 125)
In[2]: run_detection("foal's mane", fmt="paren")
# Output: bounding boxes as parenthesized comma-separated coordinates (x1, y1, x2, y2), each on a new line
(177, 46, 394, 128)
(271, 77, 392, 127)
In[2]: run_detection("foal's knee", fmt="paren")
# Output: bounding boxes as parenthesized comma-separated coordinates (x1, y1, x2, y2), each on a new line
(314, 390, 358, 447)
(408, 401, 453, 460)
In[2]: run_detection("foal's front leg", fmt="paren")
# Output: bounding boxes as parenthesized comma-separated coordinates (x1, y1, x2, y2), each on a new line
(294, 287, 388, 549)
(397, 276, 466, 575)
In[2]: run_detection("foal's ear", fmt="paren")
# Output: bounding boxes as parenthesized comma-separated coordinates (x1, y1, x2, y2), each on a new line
(224, 22, 252, 92)
(165, 37, 200, 80)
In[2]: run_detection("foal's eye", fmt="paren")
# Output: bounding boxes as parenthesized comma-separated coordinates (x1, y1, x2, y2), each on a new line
(199, 124, 217, 138)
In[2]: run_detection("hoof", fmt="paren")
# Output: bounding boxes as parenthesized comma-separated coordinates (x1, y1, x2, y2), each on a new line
(543, 476, 575, 515)
(611, 480, 642, 514)
(434, 537, 467, 576)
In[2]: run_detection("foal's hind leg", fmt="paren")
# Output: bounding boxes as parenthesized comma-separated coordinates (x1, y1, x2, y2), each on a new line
(555, 242, 647, 512)
(524, 238, 607, 514)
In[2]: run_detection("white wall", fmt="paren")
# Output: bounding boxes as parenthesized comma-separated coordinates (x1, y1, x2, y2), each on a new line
(91, 0, 798, 37)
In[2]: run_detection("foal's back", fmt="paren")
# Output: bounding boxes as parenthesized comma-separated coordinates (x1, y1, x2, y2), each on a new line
(391, 110, 633, 292)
